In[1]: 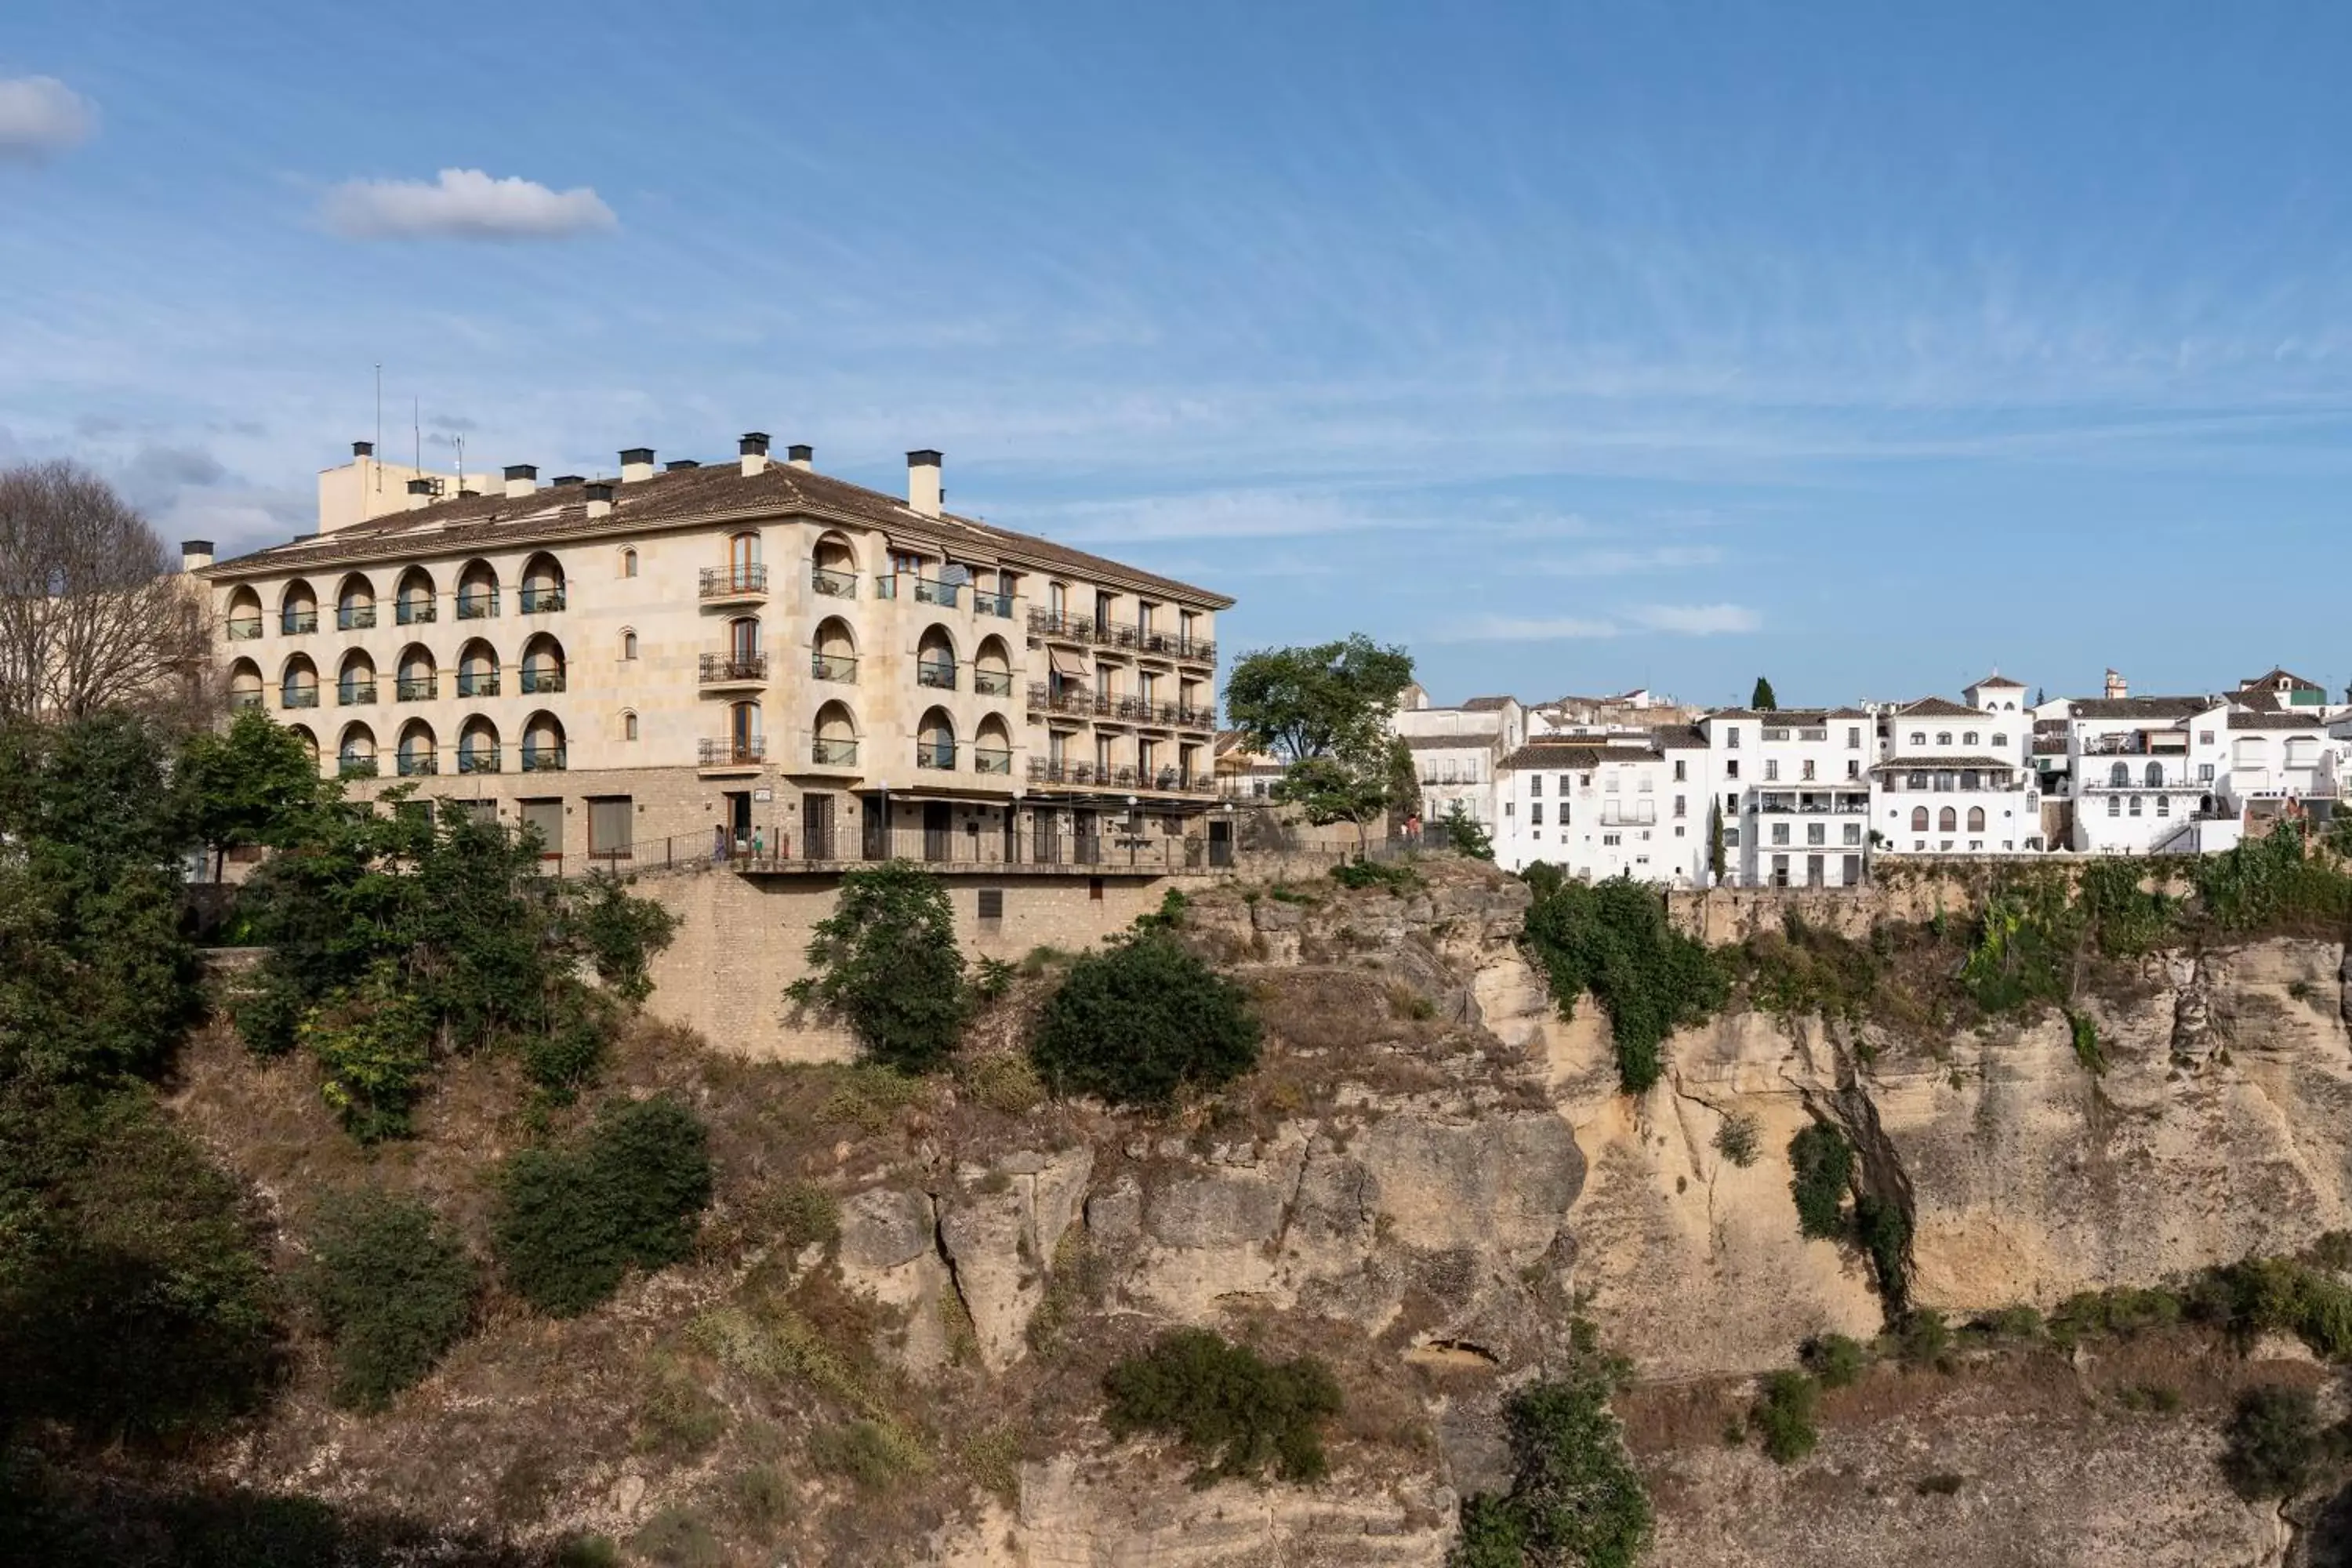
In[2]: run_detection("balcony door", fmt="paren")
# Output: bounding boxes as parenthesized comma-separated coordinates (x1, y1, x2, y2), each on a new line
(924, 802, 952, 863)
(731, 617, 760, 661)
(803, 793, 835, 860)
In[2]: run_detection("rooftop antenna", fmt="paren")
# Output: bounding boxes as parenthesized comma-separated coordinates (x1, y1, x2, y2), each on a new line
(454, 434, 464, 494)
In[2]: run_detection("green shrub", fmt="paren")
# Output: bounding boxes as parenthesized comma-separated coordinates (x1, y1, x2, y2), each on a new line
(555, 1536, 620, 1568)
(808, 1417, 927, 1490)
(493, 1096, 713, 1316)
(1712, 1110, 1761, 1168)
(1450, 1376, 1651, 1568)
(1522, 876, 1727, 1094)
(1787, 1123, 1853, 1240)
(520, 1000, 612, 1102)
(1030, 935, 1261, 1109)
(2067, 1010, 2107, 1075)
(1854, 1192, 1912, 1307)
(1896, 1308, 1952, 1370)
(630, 1506, 723, 1568)
(1801, 1333, 1868, 1389)
(786, 863, 971, 1073)
(1976, 1305, 2045, 1341)
(564, 870, 678, 1003)
(296, 964, 437, 1143)
(304, 1188, 476, 1411)
(1440, 803, 1495, 862)
(1330, 858, 1418, 891)
(2049, 1284, 2185, 1348)
(633, 1357, 728, 1457)
(759, 1179, 840, 1252)
(1102, 1328, 1343, 1486)
(726, 1465, 793, 1526)
(2222, 1385, 2323, 1500)
(1748, 1370, 1819, 1464)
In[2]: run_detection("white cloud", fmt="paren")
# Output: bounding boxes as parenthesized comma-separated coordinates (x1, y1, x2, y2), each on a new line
(1631, 603, 1762, 635)
(1536, 545, 1724, 576)
(319, 168, 618, 241)
(0, 76, 96, 161)
(1442, 615, 1624, 642)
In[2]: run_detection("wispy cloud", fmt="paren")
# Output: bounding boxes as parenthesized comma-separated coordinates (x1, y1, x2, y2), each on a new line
(1631, 603, 1762, 635)
(319, 169, 618, 241)
(1441, 615, 1625, 642)
(0, 76, 96, 162)
(1536, 545, 1723, 576)
(1440, 601, 1762, 641)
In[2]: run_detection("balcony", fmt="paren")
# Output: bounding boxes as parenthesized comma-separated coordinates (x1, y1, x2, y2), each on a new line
(521, 746, 567, 773)
(699, 564, 768, 601)
(397, 753, 439, 777)
(520, 666, 566, 695)
(226, 618, 263, 641)
(916, 742, 958, 771)
(520, 585, 566, 613)
(1598, 804, 1658, 826)
(2082, 733, 2188, 757)
(281, 610, 318, 635)
(699, 653, 768, 685)
(811, 652, 857, 683)
(396, 600, 437, 626)
(338, 755, 379, 778)
(811, 737, 858, 768)
(975, 588, 1014, 619)
(913, 576, 961, 608)
(281, 686, 319, 710)
(456, 671, 501, 698)
(336, 605, 377, 630)
(459, 746, 501, 775)
(1027, 683, 1094, 717)
(338, 681, 377, 706)
(916, 660, 958, 691)
(456, 593, 499, 621)
(975, 668, 1014, 697)
(395, 674, 436, 702)
(1022, 757, 1216, 796)
(699, 737, 764, 769)
(811, 564, 857, 599)
(975, 746, 1012, 775)
(229, 691, 264, 710)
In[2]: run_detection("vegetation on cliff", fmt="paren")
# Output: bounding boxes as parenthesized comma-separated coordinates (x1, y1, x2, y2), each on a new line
(1450, 1372, 1653, 1568)
(1030, 931, 1261, 1107)
(786, 861, 973, 1072)
(1101, 1327, 1344, 1486)
(1520, 868, 1727, 1092)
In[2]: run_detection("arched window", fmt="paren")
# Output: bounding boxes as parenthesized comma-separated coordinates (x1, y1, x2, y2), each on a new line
(337, 649, 376, 705)
(1938, 807, 1957, 832)
(521, 712, 567, 772)
(723, 531, 762, 593)
(336, 573, 376, 630)
(813, 700, 858, 766)
(395, 567, 437, 626)
(520, 552, 565, 613)
(2143, 760, 2162, 787)
(397, 720, 437, 776)
(2109, 761, 2129, 788)
(621, 628, 638, 661)
(227, 658, 264, 710)
(456, 638, 500, 698)
(811, 531, 858, 597)
(456, 560, 499, 620)
(1910, 806, 1929, 831)
(974, 634, 1013, 698)
(621, 710, 638, 742)
(620, 548, 638, 579)
(812, 616, 856, 682)
(717, 701, 761, 766)
(395, 644, 437, 702)
(280, 579, 318, 635)
(916, 706, 956, 769)
(459, 717, 501, 775)
(1963, 731, 1979, 747)
(1966, 806, 1985, 832)
(521, 633, 566, 695)
(916, 626, 958, 690)
(280, 654, 319, 709)
(729, 617, 760, 660)
(337, 723, 376, 777)
(975, 713, 1013, 774)
(1936, 731, 1953, 747)
(1991, 733, 2006, 748)
(226, 586, 263, 641)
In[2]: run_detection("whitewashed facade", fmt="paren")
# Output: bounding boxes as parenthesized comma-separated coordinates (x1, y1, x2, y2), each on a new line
(1494, 729, 1711, 884)
(1704, 709, 1873, 887)
(1869, 690, 2041, 857)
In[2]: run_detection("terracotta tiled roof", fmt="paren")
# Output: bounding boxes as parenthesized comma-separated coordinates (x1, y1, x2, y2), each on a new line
(1969, 673, 2026, 688)
(204, 459, 1234, 607)
(1459, 695, 1515, 711)
(1500, 742, 1610, 770)
(2239, 666, 2324, 692)
(2227, 711, 2326, 731)
(1871, 755, 2020, 771)
(1651, 725, 1709, 750)
(1894, 696, 1982, 719)
(2069, 697, 2216, 720)
(1704, 707, 1870, 723)
(1402, 733, 1494, 750)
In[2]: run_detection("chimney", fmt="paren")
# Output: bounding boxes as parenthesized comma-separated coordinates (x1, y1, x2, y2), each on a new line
(503, 463, 538, 499)
(351, 440, 374, 458)
(585, 481, 615, 519)
(406, 478, 435, 511)
(665, 459, 700, 472)
(739, 431, 771, 477)
(786, 442, 814, 471)
(180, 539, 214, 572)
(550, 474, 585, 487)
(2104, 668, 2129, 700)
(906, 448, 942, 517)
(619, 447, 655, 483)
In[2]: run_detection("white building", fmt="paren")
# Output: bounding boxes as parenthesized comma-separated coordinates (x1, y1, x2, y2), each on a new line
(2066, 695, 2231, 855)
(1867, 684, 2041, 858)
(1494, 727, 1711, 884)
(1705, 708, 1874, 887)
(1392, 689, 1523, 826)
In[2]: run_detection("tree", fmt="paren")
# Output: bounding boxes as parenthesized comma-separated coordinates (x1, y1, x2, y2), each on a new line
(1030, 933, 1260, 1107)
(0, 461, 209, 724)
(1440, 801, 1494, 861)
(1450, 1376, 1652, 1568)
(1223, 634, 1414, 764)
(1750, 676, 1777, 710)
(1522, 876, 1728, 1093)
(304, 1188, 477, 1410)
(1102, 1328, 1342, 1486)
(1708, 799, 1726, 884)
(492, 1096, 713, 1317)
(176, 709, 325, 882)
(786, 862, 971, 1073)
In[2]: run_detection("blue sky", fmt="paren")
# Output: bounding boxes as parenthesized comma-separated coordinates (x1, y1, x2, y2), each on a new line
(5, 2, 2352, 708)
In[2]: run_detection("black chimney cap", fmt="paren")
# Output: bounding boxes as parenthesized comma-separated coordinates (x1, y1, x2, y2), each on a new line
(619, 447, 654, 464)
(352, 440, 374, 457)
(550, 474, 586, 487)
(665, 459, 701, 471)
(584, 481, 615, 503)
(181, 539, 213, 556)
(739, 432, 771, 455)
(406, 478, 434, 495)
(787, 443, 813, 462)
(503, 463, 537, 481)
(906, 448, 943, 466)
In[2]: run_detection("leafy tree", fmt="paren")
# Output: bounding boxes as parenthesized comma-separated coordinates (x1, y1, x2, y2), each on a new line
(1788, 1122, 1854, 1240)
(176, 708, 324, 881)
(1522, 875, 1727, 1093)
(1748, 1370, 1819, 1463)
(1226, 635, 1417, 852)
(786, 862, 971, 1073)
(1751, 676, 1777, 710)
(1102, 1328, 1342, 1486)
(305, 1188, 477, 1410)
(1278, 748, 1398, 852)
(1439, 801, 1494, 860)
(1030, 933, 1260, 1108)
(565, 869, 681, 1003)
(1450, 1376, 1651, 1568)
(493, 1095, 713, 1317)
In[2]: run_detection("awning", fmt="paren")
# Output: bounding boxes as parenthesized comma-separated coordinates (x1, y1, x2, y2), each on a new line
(1049, 648, 1091, 679)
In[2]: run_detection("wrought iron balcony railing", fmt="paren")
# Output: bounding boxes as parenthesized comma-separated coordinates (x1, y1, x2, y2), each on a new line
(699, 653, 768, 684)
(699, 737, 765, 767)
(699, 564, 768, 598)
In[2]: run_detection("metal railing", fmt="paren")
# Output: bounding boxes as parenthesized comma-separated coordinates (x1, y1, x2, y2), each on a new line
(700, 737, 764, 767)
(975, 746, 1012, 775)
(700, 564, 768, 597)
(700, 653, 768, 683)
(281, 685, 319, 709)
(1024, 757, 1215, 795)
(397, 600, 437, 625)
(397, 753, 439, 776)
(716, 826, 1213, 876)
(521, 746, 567, 772)
(396, 674, 436, 701)
(975, 669, 1014, 696)
(459, 746, 501, 775)
(811, 565, 856, 598)
(916, 742, 957, 770)
(456, 671, 501, 698)
(337, 604, 377, 630)
(338, 754, 379, 777)
(811, 737, 858, 766)
(520, 585, 566, 613)
(975, 589, 1014, 618)
(227, 618, 263, 641)
(916, 660, 957, 690)
(913, 576, 960, 607)
(456, 593, 499, 620)
(281, 610, 318, 634)
(338, 681, 376, 705)
(811, 652, 858, 683)
(1026, 684, 1094, 716)
(229, 691, 264, 710)
(1025, 608, 1215, 662)
(520, 666, 566, 694)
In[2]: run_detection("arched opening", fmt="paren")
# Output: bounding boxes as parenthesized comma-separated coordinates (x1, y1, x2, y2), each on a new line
(336, 573, 377, 630)
(397, 720, 438, 776)
(337, 722, 377, 778)
(2108, 761, 2129, 788)
(459, 716, 501, 775)
(1966, 806, 1986, 833)
(288, 725, 318, 764)
(2144, 761, 2163, 788)
(916, 626, 958, 690)
(337, 648, 376, 705)
(520, 552, 565, 613)
(1937, 806, 1958, 832)
(620, 710, 638, 742)
(974, 634, 1013, 697)
(1909, 806, 1929, 832)
(228, 657, 264, 710)
(521, 633, 566, 695)
(620, 547, 638, 579)
(813, 700, 858, 766)
(280, 579, 318, 635)
(226, 586, 263, 641)
(280, 654, 319, 710)
(395, 643, 437, 702)
(521, 711, 566, 772)
(975, 713, 1013, 775)
(811, 531, 857, 597)
(456, 637, 500, 698)
(456, 560, 499, 621)
(1935, 731, 1953, 747)
(1962, 730, 1979, 748)
(916, 706, 956, 770)
(395, 567, 437, 626)
(720, 531, 763, 595)
(621, 628, 638, 661)
(812, 616, 856, 682)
